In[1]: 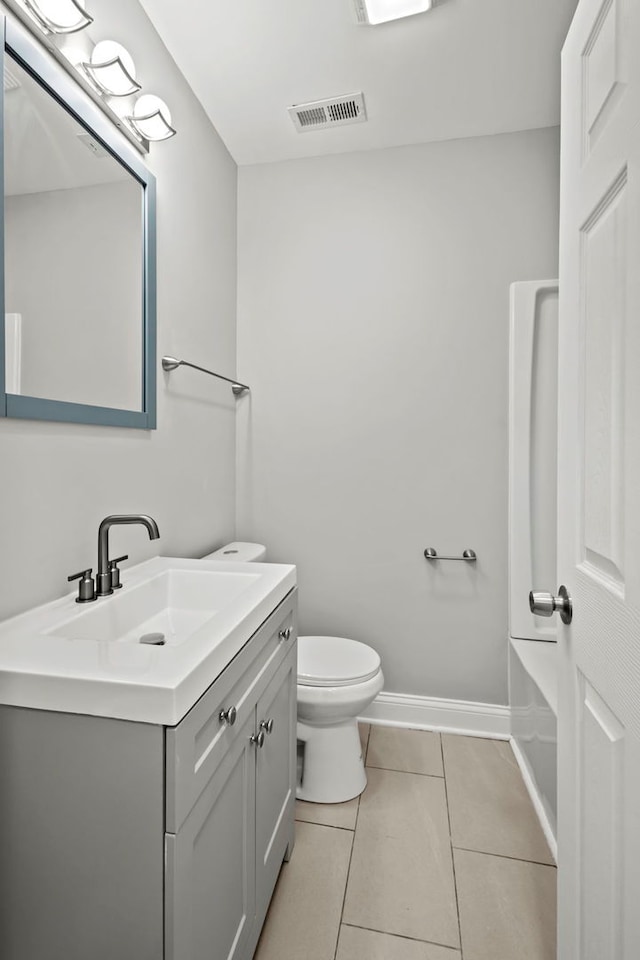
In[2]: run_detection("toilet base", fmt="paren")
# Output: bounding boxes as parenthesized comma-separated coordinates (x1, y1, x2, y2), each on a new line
(296, 717, 367, 803)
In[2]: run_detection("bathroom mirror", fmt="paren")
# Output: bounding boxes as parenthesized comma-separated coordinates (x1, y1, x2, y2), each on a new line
(0, 17, 156, 428)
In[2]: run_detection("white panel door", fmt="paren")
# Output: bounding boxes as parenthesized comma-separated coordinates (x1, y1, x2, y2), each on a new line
(558, 0, 640, 957)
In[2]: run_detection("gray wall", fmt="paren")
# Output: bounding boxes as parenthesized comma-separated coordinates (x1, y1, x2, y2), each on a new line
(0, 0, 238, 621)
(236, 128, 560, 706)
(0, 2, 560, 711)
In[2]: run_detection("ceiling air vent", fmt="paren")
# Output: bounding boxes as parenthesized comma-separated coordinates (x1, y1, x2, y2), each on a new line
(288, 93, 367, 133)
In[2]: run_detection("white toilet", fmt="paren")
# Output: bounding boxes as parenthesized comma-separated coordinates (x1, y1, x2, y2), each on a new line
(201, 542, 384, 805)
(296, 635, 383, 804)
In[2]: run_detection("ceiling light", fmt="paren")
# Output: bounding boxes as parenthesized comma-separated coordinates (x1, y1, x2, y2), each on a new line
(127, 95, 176, 141)
(354, 0, 436, 25)
(82, 40, 141, 96)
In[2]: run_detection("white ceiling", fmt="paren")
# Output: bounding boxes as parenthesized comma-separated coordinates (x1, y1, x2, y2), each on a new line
(139, 0, 578, 166)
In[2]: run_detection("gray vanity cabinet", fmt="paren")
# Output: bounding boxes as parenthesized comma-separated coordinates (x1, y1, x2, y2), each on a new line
(0, 590, 297, 960)
(165, 594, 297, 960)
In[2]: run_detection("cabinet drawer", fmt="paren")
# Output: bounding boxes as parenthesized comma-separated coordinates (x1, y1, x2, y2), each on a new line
(166, 593, 296, 832)
(165, 714, 256, 960)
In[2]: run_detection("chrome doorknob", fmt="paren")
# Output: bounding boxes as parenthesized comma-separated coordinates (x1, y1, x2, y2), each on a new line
(529, 585, 573, 625)
(250, 730, 266, 749)
(260, 718, 274, 735)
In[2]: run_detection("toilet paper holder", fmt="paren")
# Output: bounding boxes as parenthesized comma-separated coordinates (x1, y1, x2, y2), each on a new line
(423, 548, 477, 561)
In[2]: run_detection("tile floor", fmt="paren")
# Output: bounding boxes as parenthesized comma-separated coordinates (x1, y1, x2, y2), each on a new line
(254, 724, 556, 960)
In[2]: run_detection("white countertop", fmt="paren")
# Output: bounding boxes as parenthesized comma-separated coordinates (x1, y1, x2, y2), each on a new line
(0, 557, 296, 725)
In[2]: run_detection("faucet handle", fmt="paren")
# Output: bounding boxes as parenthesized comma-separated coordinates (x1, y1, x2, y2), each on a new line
(108, 555, 129, 590)
(68, 568, 97, 604)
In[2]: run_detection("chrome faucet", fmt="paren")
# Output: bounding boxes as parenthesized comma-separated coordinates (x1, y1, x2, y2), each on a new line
(96, 514, 160, 597)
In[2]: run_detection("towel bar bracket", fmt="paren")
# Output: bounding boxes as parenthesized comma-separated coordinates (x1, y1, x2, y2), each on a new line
(423, 548, 477, 562)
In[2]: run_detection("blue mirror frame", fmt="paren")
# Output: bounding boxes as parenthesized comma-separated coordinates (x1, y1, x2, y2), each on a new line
(0, 16, 157, 429)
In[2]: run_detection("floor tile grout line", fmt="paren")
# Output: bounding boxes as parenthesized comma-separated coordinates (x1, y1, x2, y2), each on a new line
(332, 825, 355, 960)
(440, 732, 464, 960)
(293, 819, 354, 834)
(452, 845, 558, 869)
(341, 921, 461, 953)
(330, 727, 368, 960)
(365, 722, 446, 778)
(294, 818, 355, 832)
(332, 799, 358, 960)
(365, 763, 445, 779)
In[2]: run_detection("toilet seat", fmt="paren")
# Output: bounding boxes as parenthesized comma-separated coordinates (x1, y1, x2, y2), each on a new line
(298, 636, 381, 687)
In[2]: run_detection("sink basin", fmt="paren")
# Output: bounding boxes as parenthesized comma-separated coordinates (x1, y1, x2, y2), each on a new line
(48, 568, 261, 645)
(0, 557, 296, 725)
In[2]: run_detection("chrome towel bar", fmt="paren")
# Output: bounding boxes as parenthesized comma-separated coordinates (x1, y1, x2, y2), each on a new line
(161, 356, 250, 396)
(424, 548, 477, 561)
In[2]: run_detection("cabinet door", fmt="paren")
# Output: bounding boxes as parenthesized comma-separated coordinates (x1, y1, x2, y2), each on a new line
(165, 715, 256, 960)
(255, 647, 297, 921)
(166, 600, 295, 833)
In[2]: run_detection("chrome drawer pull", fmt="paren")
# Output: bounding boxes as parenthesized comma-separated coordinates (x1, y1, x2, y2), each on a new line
(219, 706, 237, 726)
(278, 627, 292, 642)
(250, 730, 265, 749)
(260, 718, 274, 735)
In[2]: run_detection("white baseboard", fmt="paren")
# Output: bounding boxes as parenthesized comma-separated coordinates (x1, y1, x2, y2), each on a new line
(359, 691, 511, 740)
(510, 735, 558, 862)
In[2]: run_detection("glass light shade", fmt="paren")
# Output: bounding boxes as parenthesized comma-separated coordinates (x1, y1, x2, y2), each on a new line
(127, 95, 176, 141)
(23, 0, 93, 33)
(82, 40, 141, 96)
(361, 0, 434, 24)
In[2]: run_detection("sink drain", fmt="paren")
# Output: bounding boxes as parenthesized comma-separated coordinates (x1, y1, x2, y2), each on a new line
(139, 632, 166, 645)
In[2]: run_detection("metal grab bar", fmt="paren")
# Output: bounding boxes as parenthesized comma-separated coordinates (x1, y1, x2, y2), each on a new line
(161, 356, 250, 396)
(423, 548, 477, 561)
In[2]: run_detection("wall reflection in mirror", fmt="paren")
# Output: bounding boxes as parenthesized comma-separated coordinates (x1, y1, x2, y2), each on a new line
(3, 52, 144, 411)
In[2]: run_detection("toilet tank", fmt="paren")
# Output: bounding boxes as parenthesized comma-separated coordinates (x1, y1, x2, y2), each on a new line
(201, 542, 267, 562)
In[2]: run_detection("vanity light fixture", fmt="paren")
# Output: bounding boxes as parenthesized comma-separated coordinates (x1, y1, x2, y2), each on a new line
(82, 40, 141, 96)
(5, 0, 176, 150)
(353, 0, 438, 25)
(23, 0, 93, 34)
(127, 94, 176, 141)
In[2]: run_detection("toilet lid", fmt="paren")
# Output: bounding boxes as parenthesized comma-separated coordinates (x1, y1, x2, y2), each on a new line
(297, 636, 381, 687)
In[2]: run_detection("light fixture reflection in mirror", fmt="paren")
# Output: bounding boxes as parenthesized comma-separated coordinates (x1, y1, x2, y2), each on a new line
(127, 95, 176, 141)
(356, 0, 436, 24)
(82, 40, 141, 96)
(23, 0, 93, 34)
